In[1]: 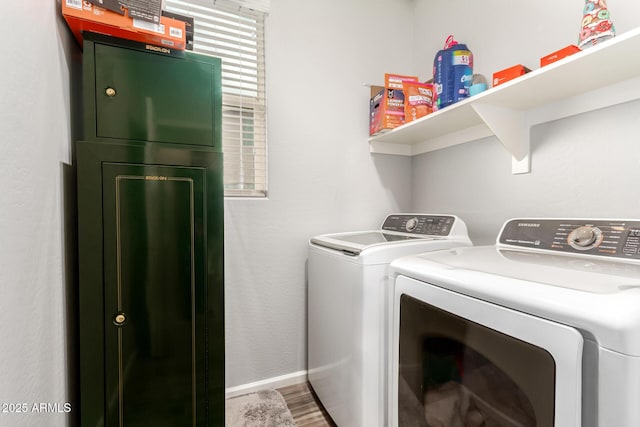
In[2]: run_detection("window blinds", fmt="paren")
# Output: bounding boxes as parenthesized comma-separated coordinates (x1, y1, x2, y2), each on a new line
(164, 0, 268, 197)
(212, 0, 270, 13)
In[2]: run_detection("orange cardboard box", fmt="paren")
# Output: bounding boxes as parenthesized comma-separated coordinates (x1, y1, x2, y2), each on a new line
(62, 0, 186, 51)
(492, 64, 531, 87)
(369, 74, 419, 136)
(403, 81, 433, 123)
(540, 45, 581, 67)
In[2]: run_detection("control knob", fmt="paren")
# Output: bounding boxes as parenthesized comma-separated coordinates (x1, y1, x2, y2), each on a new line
(568, 226, 602, 250)
(405, 217, 419, 232)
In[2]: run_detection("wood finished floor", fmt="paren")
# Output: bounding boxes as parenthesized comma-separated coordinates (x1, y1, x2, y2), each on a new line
(277, 382, 336, 427)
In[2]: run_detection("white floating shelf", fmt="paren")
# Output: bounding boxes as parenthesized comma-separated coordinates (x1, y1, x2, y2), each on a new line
(369, 27, 640, 174)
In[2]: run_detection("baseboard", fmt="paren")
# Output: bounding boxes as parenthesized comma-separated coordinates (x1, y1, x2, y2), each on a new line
(225, 370, 308, 399)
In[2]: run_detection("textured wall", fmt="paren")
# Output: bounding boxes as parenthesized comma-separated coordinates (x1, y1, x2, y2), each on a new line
(410, 0, 640, 244)
(223, 0, 414, 388)
(0, 1, 78, 425)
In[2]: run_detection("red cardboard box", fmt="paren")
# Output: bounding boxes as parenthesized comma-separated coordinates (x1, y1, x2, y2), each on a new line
(540, 45, 581, 67)
(492, 64, 531, 87)
(62, 0, 186, 51)
(369, 74, 419, 136)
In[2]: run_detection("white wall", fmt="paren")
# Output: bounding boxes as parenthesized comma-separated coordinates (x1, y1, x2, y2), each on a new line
(0, 1, 77, 425)
(0, 0, 414, 411)
(223, 0, 414, 388)
(410, 0, 640, 244)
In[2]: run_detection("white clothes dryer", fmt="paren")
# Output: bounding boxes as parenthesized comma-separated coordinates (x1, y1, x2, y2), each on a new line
(389, 218, 640, 427)
(308, 214, 472, 427)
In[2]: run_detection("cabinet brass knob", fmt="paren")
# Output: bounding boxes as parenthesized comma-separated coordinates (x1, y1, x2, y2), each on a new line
(114, 313, 126, 325)
(105, 87, 116, 97)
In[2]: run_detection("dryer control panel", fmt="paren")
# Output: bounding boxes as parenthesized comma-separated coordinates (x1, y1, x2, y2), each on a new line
(382, 215, 455, 236)
(499, 219, 640, 260)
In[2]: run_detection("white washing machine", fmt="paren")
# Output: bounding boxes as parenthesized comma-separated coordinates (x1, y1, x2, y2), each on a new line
(389, 218, 640, 427)
(308, 214, 472, 427)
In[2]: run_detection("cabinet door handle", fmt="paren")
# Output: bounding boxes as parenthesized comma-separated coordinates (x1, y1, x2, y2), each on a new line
(113, 312, 127, 326)
(105, 87, 117, 97)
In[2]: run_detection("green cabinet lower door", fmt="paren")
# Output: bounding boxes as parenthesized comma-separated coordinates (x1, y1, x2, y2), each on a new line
(103, 164, 205, 426)
(77, 141, 224, 426)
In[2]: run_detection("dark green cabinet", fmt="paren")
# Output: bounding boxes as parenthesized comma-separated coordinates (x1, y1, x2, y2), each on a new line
(76, 34, 224, 426)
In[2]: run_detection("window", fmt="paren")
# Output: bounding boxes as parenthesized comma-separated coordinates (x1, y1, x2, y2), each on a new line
(164, 0, 268, 197)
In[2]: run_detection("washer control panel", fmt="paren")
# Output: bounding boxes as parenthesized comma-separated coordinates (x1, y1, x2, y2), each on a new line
(382, 215, 455, 236)
(499, 219, 640, 260)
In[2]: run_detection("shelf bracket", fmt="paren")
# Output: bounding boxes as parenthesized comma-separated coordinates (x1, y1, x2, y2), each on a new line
(471, 104, 531, 174)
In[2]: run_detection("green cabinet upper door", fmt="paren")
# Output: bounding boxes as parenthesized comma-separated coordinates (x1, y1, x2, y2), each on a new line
(83, 33, 222, 149)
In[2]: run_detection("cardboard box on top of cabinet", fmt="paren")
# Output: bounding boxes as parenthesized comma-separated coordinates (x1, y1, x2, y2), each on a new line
(162, 11, 195, 51)
(84, 0, 163, 24)
(492, 64, 531, 87)
(62, 0, 186, 51)
(84, 0, 195, 51)
(369, 74, 419, 136)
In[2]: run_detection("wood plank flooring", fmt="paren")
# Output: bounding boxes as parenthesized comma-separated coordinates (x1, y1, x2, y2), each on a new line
(277, 382, 336, 427)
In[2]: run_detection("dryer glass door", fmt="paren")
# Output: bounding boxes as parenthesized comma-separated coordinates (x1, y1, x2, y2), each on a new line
(391, 276, 583, 427)
(398, 294, 554, 427)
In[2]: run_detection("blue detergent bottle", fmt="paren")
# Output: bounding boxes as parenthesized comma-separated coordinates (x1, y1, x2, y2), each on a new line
(433, 35, 473, 110)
